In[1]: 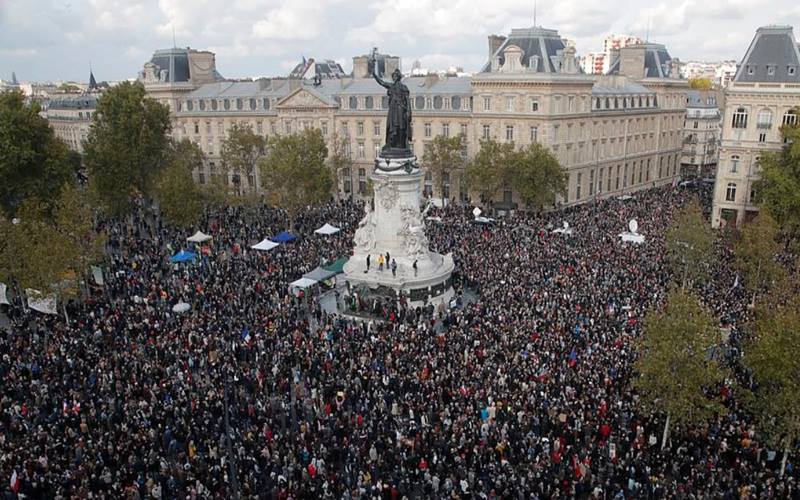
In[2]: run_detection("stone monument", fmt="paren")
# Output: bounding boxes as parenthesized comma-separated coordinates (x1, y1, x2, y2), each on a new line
(343, 49, 455, 307)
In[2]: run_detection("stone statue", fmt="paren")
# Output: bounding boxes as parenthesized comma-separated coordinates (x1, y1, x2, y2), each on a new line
(371, 48, 412, 155)
(398, 204, 428, 258)
(374, 177, 399, 210)
(354, 203, 376, 253)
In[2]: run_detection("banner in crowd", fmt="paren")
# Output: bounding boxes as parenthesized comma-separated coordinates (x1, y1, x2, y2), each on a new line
(0, 282, 9, 305)
(91, 265, 104, 286)
(26, 289, 58, 315)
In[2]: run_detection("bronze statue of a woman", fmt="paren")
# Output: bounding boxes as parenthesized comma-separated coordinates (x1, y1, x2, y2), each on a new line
(371, 49, 412, 156)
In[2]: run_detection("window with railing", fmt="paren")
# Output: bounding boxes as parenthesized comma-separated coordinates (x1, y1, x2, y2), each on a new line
(726, 183, 737, 202)
(782, 110, 797, 126)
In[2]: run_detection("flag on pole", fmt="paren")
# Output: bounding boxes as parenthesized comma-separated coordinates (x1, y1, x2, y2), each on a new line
(10, 470, 20, 493)
(568, 348, 577, 367)
(241, 327, 251, 344)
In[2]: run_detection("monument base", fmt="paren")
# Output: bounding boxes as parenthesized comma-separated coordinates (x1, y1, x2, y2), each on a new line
(343, 152, 454, 308)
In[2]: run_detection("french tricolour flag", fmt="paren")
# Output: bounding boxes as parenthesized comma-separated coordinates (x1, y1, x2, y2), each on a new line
(241, 327, 251, 344)
(10, 470, 20, 493)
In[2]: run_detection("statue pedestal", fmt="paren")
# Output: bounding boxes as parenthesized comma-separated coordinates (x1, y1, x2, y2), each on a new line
(343, 154, 455, 308)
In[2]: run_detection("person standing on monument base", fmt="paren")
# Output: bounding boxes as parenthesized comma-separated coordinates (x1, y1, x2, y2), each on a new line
(391, 259, 397, 277)
(365, 254, 371, 273)
(377, 253, 385, 271)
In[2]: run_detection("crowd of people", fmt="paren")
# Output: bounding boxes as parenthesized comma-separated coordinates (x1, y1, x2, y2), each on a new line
(1, 183, 797, 499)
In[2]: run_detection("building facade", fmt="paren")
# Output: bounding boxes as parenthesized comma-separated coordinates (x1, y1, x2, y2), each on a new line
(141, 27, 686, 210)
(681, 89, 721, 177)
(45, 93, 98, 153)
(712, 25, 800, 228)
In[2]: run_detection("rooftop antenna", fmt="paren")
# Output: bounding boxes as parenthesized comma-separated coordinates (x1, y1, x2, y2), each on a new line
(533, 0, 537, 27)
(645, 15, 651, 42)
(172, 25, 177, 48)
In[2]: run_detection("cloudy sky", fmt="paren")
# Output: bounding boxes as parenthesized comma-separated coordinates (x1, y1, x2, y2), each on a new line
(2, 0, 799, 83)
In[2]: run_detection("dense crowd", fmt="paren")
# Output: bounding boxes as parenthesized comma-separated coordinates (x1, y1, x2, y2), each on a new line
(1, 184, 797, 499)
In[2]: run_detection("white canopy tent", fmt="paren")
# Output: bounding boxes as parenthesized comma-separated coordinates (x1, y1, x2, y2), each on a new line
(314, 223, 340, 235)
(26, 289, 57, 315)
(187, 231, 213, 243)
(290, 277, 317, 288)
(0, 283, 9, 305)
(251, 239, 279, 251)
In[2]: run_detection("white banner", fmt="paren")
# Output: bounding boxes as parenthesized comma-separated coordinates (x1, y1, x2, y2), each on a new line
(26, 289, 58, 315)
(91, 265, 104, 286)
(0, 283, 9, 305)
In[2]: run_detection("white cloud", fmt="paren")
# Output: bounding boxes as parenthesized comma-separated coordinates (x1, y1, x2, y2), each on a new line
(252, 2, 322, 40)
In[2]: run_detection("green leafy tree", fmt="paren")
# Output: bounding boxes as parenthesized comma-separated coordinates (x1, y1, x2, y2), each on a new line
(220, 124, 268, 196)
(465, 138, 515, 204)
(633, 289, 727, 449)
(259, 128, 332, 227)
(510, 143, 567, 211)
(84, 81, 171, 216)
(423, 134, 466, 206)
(734, 210, 786, 296)
(688, 78, 713, 90)
(0, 91, 74, 216)
(665, 198, 714, 288)
(744, 295, 800, 476)
(755, 114, 800, 248)
(327, 133, 353, 199)
(155, 139, 206, 228)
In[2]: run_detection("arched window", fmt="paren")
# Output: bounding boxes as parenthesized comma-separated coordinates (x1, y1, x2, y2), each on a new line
(433, 96, 443, 110)
(782, 109, 797, 126)
(451, 96, 461, 110)
(756, 109, 772, 128)
(730, 155, 740, 173)
(595, 98, 601, 109)
(732, 107, 748, 129)
(262, 98, 270, 110)
(364, 96, 374, 109)
(415, 96, 425, 109)
(223, 99, 230, 110)
(348, 96, 358, 109)
(614, 98, 619, 109)
(638, 96, 643, 107)
(725, 183, 737, 202)
(211, 100, 218, 111)
(249, 98, 256, 110)
(381, 96, 388, 109)
(198, 100, 206, 111)
(236, 98, 243, 110)
(186, 100, 193, 111)
(605, 98, 610, 109)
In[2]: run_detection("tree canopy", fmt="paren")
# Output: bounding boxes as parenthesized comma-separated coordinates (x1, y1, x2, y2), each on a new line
(154, 139, 206, 228)
(84, 81, 171, 216)
(423, 134, 466, 204)
(665, 197, 714, 288)
(733, 210, 786, 295)
(688, 78, 714, 90)
(743, 294, 800, 475)
(511, 143, 567, 211)
(326, 133, 353, 198)
(0, 91, 74, 217)
(259, 128, 332, 225)
(465, 139, 516, 204)
(466, 139, 566, 210)
(220, 124, 267, 196)
(755, 115, 800, 248)
(633, 289, 727, 448)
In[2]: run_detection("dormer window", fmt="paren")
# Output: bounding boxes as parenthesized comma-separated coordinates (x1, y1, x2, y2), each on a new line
(529, 55, 540, 72)
(747, 66, 755, 75)
(767, 65, 775, 76)
(789, 66, 796, 76)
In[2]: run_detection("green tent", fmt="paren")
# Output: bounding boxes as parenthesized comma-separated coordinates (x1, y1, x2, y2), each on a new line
(323, 257, 348, 275)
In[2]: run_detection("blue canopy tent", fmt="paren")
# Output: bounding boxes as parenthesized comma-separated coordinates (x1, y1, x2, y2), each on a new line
(272, 231, 297, 243)
(170, 250, 197, 263)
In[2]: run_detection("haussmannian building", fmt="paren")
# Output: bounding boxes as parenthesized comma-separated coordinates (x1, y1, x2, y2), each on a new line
(680, 89, 721, 177)
(43, 71, 100, 154)
(139, 26, 687, 211)
(712, 25, 800, 228)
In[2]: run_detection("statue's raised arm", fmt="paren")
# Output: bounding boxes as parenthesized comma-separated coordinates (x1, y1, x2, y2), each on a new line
(370, 50, 391, 89)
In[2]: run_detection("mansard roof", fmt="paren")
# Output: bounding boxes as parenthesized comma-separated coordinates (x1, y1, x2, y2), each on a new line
(480, 27, 577, 74)
(734, 25, 800, 83)
(606, 43, 675, 78)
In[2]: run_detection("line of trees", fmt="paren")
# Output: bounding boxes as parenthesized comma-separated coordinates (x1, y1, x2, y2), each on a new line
(635, 188, 800, 475)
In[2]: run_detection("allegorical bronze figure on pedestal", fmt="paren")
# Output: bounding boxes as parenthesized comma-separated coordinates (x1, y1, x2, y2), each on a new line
(370, 48, 412, 157)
